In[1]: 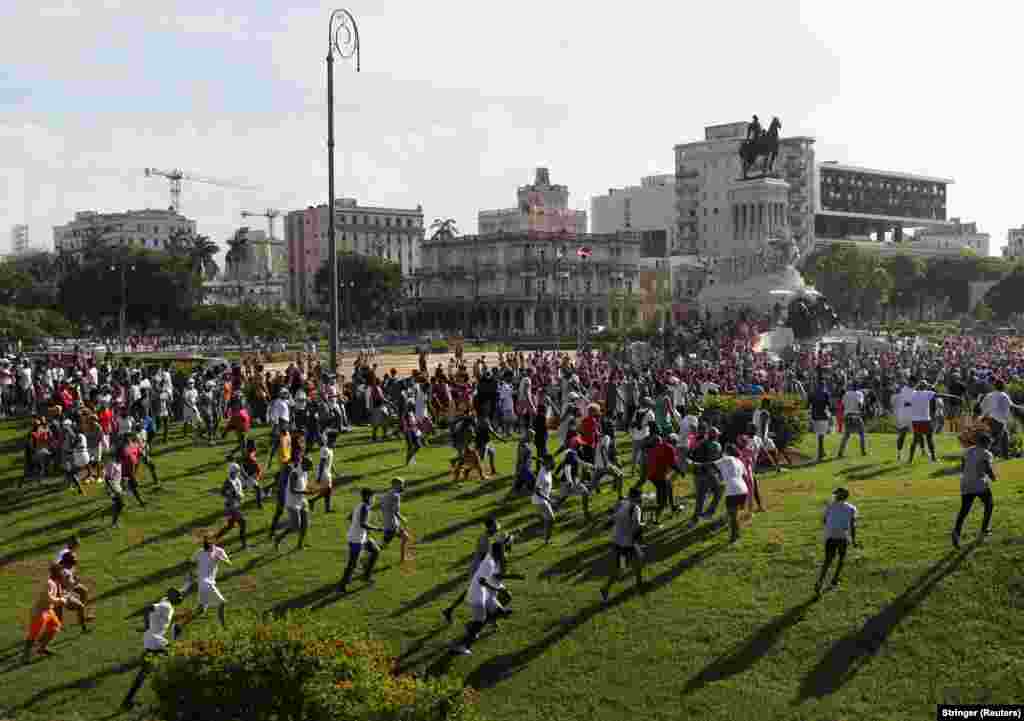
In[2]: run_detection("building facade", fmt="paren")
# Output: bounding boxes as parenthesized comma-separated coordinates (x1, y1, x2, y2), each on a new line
(478, 168, 587, 238)
(675, 122, 816, 260)
(909, 217, 990, 256)
(1004, 227, 1024, 260)
(10, 225, 29, 255)
(815, 162, 953, 243)
(591, 174, 678, 254)
(54, 210, 197, 253)
(202, 277, 288, 308)
(414, 231, 642, 335)
(285, 199, 424, 313)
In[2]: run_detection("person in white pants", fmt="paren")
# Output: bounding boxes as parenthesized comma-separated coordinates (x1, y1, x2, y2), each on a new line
(186, 536, 231, 627)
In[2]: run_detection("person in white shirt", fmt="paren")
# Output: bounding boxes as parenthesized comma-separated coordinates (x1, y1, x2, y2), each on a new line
(266, 388, 292, 467)
(600, 488, 645, 603)
(309, 430, 337, 513)
(338, 488, 383, 593)
(182, 379, 199, 438)
(189, 537, 230, 626)
(451, 542, 512, 656)
(214, 463, 248, 550)
(709, 444, 749, 543)
(591, 420, 624, 499)
(532, 454, 557, 544)
(980, 381, 1022, 459)
(837, 385, 867, 458)
(274, 445, 313, 552)
(629, 399, 655, 477)
(907, 380, 959, 464)
(892, 382, 915, 462)
(122, 587, 184, 710)
(815, 487, 858, 595)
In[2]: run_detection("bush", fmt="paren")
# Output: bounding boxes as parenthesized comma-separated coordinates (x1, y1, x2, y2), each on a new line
(150, 609, 484, 721)
(699, 394, 807, 450)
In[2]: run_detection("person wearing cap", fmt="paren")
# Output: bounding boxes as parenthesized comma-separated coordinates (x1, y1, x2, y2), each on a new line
(215, 462, 248, 549)
(953, 432, 997, 548)
(600, 487, 646, 602)
(121, 587, 185, 709)
(815, 487, 858, 595)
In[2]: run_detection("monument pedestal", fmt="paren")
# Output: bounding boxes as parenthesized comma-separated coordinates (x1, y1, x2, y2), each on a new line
(697, 265, 815, 319)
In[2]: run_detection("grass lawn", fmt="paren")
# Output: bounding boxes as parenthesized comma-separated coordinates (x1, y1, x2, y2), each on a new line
(0, 421, 1022, 721)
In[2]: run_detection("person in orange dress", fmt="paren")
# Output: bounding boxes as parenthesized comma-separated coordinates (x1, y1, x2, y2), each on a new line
(23, 563, 66, 663)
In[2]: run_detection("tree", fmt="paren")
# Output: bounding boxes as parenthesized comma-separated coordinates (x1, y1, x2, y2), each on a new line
(973, 301, 994, 322)
(314, 252, 402, 329)
(803, 245, 891, 323)
(428, 217, 458, 242)
(167, 228, 221, 280)
(984, 266, 1024, 320)
(882, 253, 926, 318)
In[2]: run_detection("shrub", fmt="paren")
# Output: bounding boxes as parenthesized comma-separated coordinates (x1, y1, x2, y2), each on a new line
(150, 609, 484, 721)
(699, 394, 807, 450)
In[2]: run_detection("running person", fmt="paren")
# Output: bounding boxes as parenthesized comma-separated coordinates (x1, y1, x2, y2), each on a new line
(191, 537, 230, 627)
(815, 487, 858, 595)
(952, 433, 997, 548)
(309, 430, 337, 513)
(214, 463, 248, 549)
(442, 517, 502, 624)
(121, 588, 184, 710)
(533, 454, 557, 544)
(338, 488, 383, 593)
(379, 477, 411, 563)
(600, 487, 645, 602)
(451, 541, 512, 656)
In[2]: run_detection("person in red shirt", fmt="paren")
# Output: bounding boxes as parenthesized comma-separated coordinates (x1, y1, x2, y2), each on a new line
(119, 436, 146, 507)
(638, 433, 686, 525)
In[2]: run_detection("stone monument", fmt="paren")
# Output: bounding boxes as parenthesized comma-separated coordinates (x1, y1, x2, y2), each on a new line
(697, 176, 818, 320)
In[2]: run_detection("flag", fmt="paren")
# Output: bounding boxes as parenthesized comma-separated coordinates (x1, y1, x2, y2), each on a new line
(576, 246, 592, 259)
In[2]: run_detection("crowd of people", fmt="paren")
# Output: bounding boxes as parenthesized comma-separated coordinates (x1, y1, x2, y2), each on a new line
(8, 322, 1022, 708)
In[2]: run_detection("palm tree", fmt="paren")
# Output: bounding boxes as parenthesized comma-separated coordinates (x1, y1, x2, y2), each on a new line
(224, 229, 249, 280)
(189, 235, 220, 280)
(428, 218, 458, 242)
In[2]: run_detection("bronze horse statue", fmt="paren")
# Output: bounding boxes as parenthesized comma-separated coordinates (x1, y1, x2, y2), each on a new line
(739, 117, 781, 179)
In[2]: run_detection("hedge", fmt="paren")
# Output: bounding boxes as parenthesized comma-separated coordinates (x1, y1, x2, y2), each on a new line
(149, 610, 484, 721)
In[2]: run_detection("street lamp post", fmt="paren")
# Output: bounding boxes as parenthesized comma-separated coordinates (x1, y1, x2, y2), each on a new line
(110, 262, 136, 353)
(327, 8, 361, 375)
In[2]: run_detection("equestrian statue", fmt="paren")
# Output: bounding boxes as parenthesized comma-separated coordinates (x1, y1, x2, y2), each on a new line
(739, 115, 782, 179)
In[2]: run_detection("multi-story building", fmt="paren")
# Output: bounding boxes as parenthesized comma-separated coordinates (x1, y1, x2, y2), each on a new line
(478, 168, 587, 238)
(284, 199, 424, 313)
(907, 218, 990, 256)
(1004, 227, 1024, 260)
(53, 209, 197, 253)
(674, 121, 816, 260)
(201, 277, 288, 308)
(815, 161, 953, 243)
(10, 225, 29, 255)
(414, 231, 642, 335)
(591, 174, 678, 254)
(414, 168, 637, 335)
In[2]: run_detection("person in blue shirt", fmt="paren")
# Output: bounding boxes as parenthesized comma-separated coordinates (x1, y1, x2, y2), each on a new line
(808, 380, 832, 462)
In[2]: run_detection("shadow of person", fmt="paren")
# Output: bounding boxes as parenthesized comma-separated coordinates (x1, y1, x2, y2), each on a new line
(795, 546, 973, 703)
(684, 597, 818, 694)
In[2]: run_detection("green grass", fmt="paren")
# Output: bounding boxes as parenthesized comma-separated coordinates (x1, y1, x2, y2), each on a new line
(0, 423, 1022, 721)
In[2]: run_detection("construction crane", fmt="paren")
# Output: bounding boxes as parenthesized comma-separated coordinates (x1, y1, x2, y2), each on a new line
(240, 209, 284, 277)
(144, 167, 258, 213)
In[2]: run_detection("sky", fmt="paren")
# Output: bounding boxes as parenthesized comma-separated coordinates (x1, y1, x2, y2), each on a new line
(1, 0, 1019, 258)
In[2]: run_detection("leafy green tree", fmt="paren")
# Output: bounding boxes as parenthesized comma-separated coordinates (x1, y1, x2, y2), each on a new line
(883, 253, 926, 317)
(314, 252, 402, 329)
(984, 266, 1024, 320)
(973, 301, 994, 322)
(803, 245, 891, 323)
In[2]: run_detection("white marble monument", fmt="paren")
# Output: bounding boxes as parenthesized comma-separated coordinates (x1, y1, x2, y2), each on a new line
(697, 177, 817, 320)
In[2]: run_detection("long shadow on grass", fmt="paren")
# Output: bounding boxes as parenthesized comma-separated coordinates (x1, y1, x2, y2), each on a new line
(116, 507, 231, 555)
(685, 597, 818, 694)
(796, 546, 972, 702)
(3, 659, 140, 715)
(0, 525, 105, 571)
(457, 541, 729, 689)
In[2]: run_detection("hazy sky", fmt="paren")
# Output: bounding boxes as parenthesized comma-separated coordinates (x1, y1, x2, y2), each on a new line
(1, 1, 1018, 257)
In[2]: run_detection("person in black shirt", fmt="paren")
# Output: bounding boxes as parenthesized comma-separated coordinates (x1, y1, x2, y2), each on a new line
(946, 371, 967, 433)
(532, 402, 549, 475)
(808, 381, 832, 462)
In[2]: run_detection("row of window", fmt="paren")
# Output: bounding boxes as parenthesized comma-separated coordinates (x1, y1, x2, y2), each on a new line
(822, 175, 945, 195)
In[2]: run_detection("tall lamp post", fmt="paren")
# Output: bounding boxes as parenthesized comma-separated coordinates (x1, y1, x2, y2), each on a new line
(110, 261, 136, 353)
(327, 8, 361, 374)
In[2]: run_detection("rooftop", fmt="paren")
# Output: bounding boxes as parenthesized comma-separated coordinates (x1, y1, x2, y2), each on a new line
(818, 162, 954, 185)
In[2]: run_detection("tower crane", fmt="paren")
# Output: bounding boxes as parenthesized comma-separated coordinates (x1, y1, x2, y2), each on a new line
(143, 167, 258, 213)
(240, 209, 284, 277)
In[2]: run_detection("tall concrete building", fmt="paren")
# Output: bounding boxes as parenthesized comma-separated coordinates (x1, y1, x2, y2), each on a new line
(909, 218, 990, 256)
(675, 121, 816, 260)
(591, 174, 678, 255)
(54, 209, 197, 253)
(284, 199, 424, 313)
(10, 225, 29, 255)
(1004, 227, 1024, 260)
